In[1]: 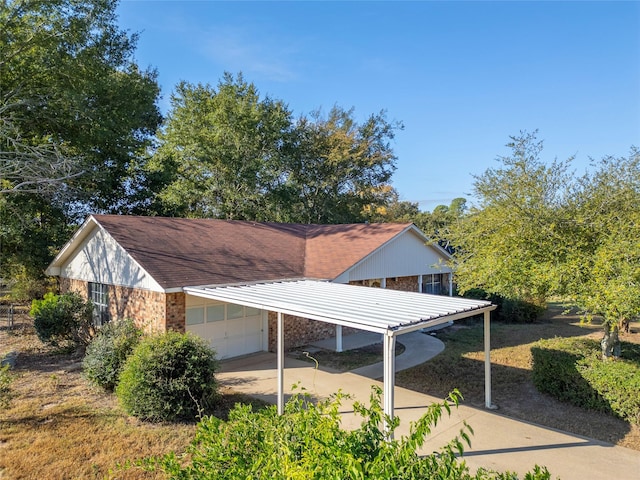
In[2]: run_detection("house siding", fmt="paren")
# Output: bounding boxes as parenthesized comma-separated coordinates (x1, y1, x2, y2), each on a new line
(345, 231, 451, 282)
(59, 227, 163, 292)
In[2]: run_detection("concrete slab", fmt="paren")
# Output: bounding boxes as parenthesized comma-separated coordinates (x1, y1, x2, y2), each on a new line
(218, 352, 640, 480)
(309, 331, 383, 351)
(351, 331, 445, 378)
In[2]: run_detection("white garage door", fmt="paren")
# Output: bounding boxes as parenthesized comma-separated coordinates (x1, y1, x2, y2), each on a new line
(185, 297, 265, 359)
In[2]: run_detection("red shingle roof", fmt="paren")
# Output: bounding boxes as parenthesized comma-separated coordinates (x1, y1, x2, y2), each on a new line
(91, 215, 412, 290)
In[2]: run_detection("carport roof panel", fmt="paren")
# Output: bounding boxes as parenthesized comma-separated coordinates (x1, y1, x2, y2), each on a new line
(184, 280, 495, 335)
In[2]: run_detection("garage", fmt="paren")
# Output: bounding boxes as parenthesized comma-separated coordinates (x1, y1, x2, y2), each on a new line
(185, 295, 267, 359)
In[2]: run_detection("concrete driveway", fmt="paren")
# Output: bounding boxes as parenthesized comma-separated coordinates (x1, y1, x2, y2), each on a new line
(218, 342, 640, 479)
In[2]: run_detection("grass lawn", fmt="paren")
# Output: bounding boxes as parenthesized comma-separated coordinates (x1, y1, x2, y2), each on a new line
(1, 304, 639, 479)
(0, 310, 265, 480)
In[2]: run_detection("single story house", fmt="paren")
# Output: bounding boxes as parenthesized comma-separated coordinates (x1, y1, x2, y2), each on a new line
(46, 214, 455, 359)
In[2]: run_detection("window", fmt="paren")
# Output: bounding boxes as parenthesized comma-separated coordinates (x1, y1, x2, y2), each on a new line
(227, 304, 243, 319)
(422, 274, 445, 295)
(206, 305, 225, 322)
(88, 282, 109, 326)
(186, 307, 205, 325)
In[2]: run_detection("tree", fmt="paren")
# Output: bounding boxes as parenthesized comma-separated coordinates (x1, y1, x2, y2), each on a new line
(150, 74, 402, 224)
(449, 132, 640, 358)
(562, 149, 640, 358)
(149, 73, 292, 220)
(448, 131, 573, 306)
(1, 0, 161, 291)
(284, 106, 401, 223)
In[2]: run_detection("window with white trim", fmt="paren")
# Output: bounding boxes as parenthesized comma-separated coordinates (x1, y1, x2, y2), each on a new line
(422, 274, 449, 295)
(89, 282, 109, 326)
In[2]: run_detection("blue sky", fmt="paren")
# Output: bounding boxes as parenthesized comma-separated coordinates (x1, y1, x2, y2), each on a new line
(116, 1, 640, 211)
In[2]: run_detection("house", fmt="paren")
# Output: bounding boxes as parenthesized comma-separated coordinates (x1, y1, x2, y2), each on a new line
(46, 215, 454, 359)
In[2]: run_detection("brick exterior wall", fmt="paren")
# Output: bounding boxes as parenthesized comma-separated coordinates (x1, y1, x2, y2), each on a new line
(58, 278, 184, 334)
(386, 275, 420, 292)
(267, 311, 360, 351)
(166, 292, 186, 333)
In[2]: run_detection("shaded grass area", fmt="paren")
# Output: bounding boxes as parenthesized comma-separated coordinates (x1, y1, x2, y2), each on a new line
(0, 316, 266, 479)
(396, 305, 640, 450)
(288, 341, 405, 372)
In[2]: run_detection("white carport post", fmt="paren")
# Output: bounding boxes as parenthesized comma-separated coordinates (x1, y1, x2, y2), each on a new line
(336, 325, 343, 352)
(484, 310, 494, 409)
(277, 311, 284, 415)
(383, 331, 396, 438)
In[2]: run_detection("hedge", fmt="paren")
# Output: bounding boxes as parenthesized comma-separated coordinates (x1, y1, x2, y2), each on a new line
(531, 337, 640, 424)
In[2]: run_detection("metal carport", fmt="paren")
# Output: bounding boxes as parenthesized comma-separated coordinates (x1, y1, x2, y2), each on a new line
(184, 280, 497, 425)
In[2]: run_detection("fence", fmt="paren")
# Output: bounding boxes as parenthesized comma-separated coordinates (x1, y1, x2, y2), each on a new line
(0, 304, 14, 328)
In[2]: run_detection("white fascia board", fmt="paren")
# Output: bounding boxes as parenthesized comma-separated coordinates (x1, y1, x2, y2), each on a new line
(408, 223, 453, 260)
(48, 215, 165, 293)
(390, 305, 497, 336)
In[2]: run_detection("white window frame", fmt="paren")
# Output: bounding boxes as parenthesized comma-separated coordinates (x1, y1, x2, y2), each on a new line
(89, 282, 109, 326)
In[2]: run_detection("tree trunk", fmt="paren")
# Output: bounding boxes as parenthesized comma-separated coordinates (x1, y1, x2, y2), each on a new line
(601, 323, 621, 360)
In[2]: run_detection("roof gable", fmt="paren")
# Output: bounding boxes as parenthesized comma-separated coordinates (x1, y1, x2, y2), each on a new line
(303, 223, 413, 279)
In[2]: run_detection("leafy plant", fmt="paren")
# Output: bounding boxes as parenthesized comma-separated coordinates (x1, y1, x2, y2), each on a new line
(0, 364, 13, 408)
(148, 386, 551, 479)
(462, 289, 544, 323)
(83, 319, 142, 391)
(116, 331, 218, 422)
(532, 337, 640, 424)
(30, 292, 95, 349)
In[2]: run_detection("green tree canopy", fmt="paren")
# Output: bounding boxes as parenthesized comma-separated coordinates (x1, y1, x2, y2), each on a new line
(448, 131, 573, 304)
(284, 106, 401, 223)
(149, 73, 293, 220)
(449, 131, 639, 359)
(562, 149, 640, 357)
(1, 0, 161, 293)
(150, 73, 402, 223)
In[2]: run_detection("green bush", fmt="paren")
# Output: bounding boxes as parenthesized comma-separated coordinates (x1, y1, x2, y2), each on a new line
(532, 337, 640, 424)
(462, 289, 544, 323)
(149, 386, 550, 479)
(83, 319, 142, 391)
(30, 292, 95, 348)
(116, 331, 218, 422)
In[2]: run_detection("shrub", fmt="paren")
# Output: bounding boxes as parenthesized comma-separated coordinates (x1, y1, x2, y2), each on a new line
(150, 386, 550, 479)
(116, 331, 218, 422)
(30, 292, 95, 348)
(83, 319, 142, 391)
(0, 364, 13, 408)
(532, 337, 640, 424)
(462, 289, 544, 323)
